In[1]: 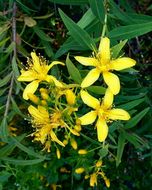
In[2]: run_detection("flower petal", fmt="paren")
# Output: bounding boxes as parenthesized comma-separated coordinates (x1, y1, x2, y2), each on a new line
(48, 61, 65, 70)
(103, 72, 120, 95)
(81, 68, 100, 88)
(110, 57, 136, 71)
(18, 70, 37, 81)
(75, 56, 98, 66)
(80, 90, 100, 109)
(96, 118, 108, 142)
(108, 109, 130, 120)
(103, 88, 114, 109)
(28, 105, 49, 122)
(31, 52, 41, 73)
(23, 80, 39, 100)
(46, 75, 63, 87)
(50, 130, 65, 147)
(98, 37, 110, 61)
(79, 111, 97, 125)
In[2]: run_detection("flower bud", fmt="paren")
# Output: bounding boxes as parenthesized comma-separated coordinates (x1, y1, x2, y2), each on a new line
(74, 125, 82, 132)
(27, 93, 39, 104)
(65, 89, 76, 105)
(75, 167, 85, 174)
(70, 138, 77, 150)
(56, 148, 61, 159)
(78, 149, 87, 155)
(104, 177, 110, 188)
(95, 160, 102, 167)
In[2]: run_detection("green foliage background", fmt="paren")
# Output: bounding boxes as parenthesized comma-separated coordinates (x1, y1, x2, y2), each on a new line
(0, 0, 152, 189)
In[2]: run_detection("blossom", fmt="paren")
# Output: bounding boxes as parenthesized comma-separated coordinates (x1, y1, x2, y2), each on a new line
(79, 89, 130, 142)
(28, 105, 65, 149)
(18, 52, 64, 100)
(28, 105, 80, 151)
(75, 37, 136, 95)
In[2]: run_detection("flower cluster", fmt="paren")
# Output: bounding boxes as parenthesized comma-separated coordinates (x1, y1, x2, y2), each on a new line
(18, 37, 136, 188)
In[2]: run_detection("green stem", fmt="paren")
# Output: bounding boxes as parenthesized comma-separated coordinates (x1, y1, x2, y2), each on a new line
(101, 13, 107, 38)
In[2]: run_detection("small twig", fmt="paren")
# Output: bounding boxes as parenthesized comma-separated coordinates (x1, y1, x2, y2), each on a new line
(4, 1, 16, 118)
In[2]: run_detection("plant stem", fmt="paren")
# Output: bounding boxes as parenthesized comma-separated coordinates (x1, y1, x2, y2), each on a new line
(4, 1, 16, 118)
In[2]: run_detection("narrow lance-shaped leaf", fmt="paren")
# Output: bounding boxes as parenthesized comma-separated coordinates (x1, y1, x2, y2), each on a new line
(89, 0, 105, 23)
(109, 21, 152, 40)
(111, 39, 127, 59)
(116, 133, 126, 167)
(125, 107, 150, 129)
(48, 0, 88, 5)
(118, 98, 145, 111)
(1, 157, 45, 165)
(66, 54, 82, 84)
(59, 9, 97, 51)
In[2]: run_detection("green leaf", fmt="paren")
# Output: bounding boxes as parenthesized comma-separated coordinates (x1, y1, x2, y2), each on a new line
(11, 97, 26, 117)
(123, 131, 146, 148)
(125, 107, 150, 129)
(33, 26, 53, 42)
(0, 142, 16, 158)
(0, 37, 10, 47)
(87, 85, 106, 95)
(66, 55, 82, 84)
(5, 42, 15, 53)
(116, 133, 126, 167)
(11, 136, 45, 159)
(89, 0, 105, 23)
(98, 145, 109, 158)
(0, 118, 9, 142)
(12, 56, 20, 78)
(118, 98, 145, 110)
(0, 73, 12, 88)
(59, 9, 97, 51)
(110, 0, 134, 24)
(41, 40, 54, 58)
(1, 157, 45, 165)
(109, 21, 152, 40)
(48, 0, 88, 5)
(77, 8, 96, 29)
(111, 39, 127, 59)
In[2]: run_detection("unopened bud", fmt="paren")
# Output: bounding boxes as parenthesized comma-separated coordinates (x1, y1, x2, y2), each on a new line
(74, 125, 82, 132)
(75, 167, 85, 174)
(95, 160, 102, 167)
(78, 149, 87, 155)
(56, 148, 61, 159)
(27, 93, 39, 104)
(65, 89, 76, 105)
(70, 138, 77, 150)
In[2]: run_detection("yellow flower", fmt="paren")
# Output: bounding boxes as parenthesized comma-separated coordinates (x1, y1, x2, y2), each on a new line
(75, 37, 136, 95)
(79, 89, 130, 142)
(28, 105, 65, 148)
(18, 52, 64, 100)
(90, 173, 97, 187)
